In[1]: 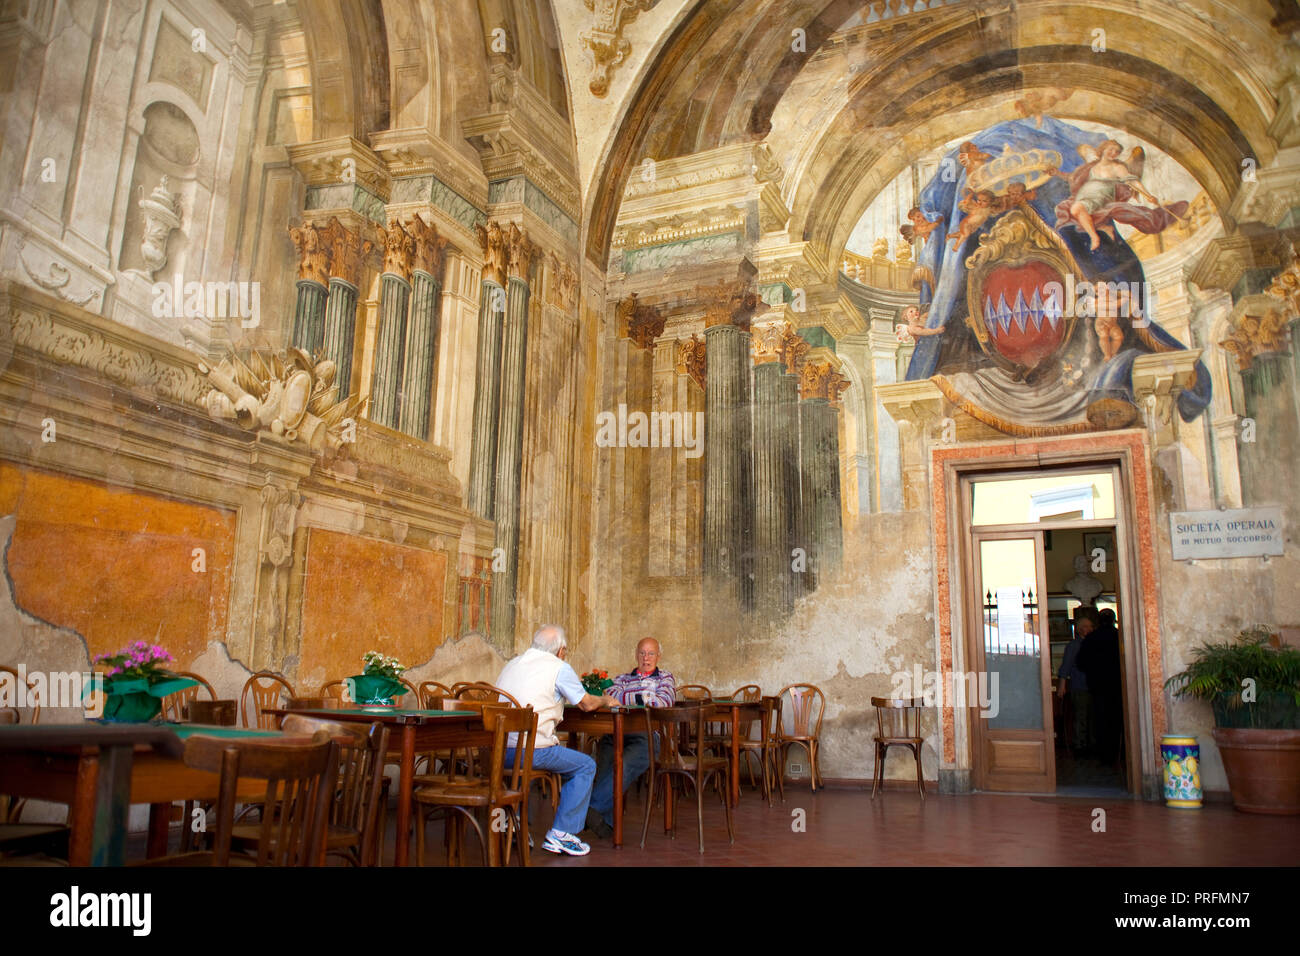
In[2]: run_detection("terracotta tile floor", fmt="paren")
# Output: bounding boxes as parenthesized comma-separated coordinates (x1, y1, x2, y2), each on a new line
(387, 784, 1299, 867)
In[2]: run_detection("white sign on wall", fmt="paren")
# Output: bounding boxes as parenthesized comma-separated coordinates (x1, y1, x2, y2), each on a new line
(1170, 507, 1285, 560)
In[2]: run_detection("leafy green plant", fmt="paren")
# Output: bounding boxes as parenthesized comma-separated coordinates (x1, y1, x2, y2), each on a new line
(1165, 627, 1300, 729)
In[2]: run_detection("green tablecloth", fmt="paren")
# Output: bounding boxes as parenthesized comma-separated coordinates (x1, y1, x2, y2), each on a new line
(168, 724, 283, 741)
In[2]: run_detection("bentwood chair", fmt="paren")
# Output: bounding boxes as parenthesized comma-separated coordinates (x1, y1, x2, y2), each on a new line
(318, 679, 352, 703)
(413, 704, 536, 867)
(235, 715, 391, 864)
(870, 697, 926, 799)
(0, 666, 40, 725)
(774, 684, 826, 792)
(677, 684, 713, 701)
(415, 681, 449, 708)
(451, 681, 520, 705)
(442, 691, 559, 812)
(134, 730, 335, 867)
(159, 671, 216, 722)
(641, 702, 734, 854)
(732, 687, 778, 806)
(240, 671, 296, 729)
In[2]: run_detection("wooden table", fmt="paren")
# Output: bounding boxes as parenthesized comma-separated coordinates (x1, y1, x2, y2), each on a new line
(264, 706, 484, 867)
(556, 705, 654, 849)
(705, 698, 769, 807)
(0, 723, 277, 865)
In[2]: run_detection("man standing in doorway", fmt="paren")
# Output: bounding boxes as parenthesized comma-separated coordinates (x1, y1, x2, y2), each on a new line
(1077, 606, 1123, 766)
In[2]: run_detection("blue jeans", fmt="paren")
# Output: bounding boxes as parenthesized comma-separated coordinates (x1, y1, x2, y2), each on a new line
(507, 744, 595, 836)
(588, 733, 656, 826)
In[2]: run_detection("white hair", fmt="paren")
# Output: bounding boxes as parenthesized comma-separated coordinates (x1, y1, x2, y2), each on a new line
(532, 624, 567, 654)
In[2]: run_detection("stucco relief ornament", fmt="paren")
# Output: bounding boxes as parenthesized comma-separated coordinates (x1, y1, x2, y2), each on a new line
(581, 0, 659, 97)
(138, 176, 182, 276)
(476, 220, 508, 287)
(197, 348, 367, 455)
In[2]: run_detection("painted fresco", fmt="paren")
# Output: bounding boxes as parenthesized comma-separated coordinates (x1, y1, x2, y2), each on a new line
(903, 115, 1211, 436)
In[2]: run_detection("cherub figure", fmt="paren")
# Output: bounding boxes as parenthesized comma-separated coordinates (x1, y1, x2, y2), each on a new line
(1049, 140, 1188, 251)
(1092, 285, 1128, 362)
(1001, 181, 1038, 208)
(900, 207, 945, 243)
(947, 189, 1001, 250)
(898, 304, 945, 340)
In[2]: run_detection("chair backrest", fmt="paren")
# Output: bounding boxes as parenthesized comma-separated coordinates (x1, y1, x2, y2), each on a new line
(453, 681, 521, 707)
(281, 715, 390, 862)
(183, 729, 335, 866)
(396, 677, 419, 707)
(730, 684, 763, 736)
(160, 671, 217, 722)
(0, 665, 40, 724)
(481, 704, 536, 804)
(240, 671, 296, 729)
(871, 697, 923, 740)
(649, 702, 712, 774)
(418, 681, 452, 708)
(677, 684, 712, 701)
(776, 684, 826, 739)
(318, 679, 352, 703)
(285, 697, 339, 713)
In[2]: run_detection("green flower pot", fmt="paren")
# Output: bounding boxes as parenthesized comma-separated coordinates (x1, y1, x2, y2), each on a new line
(87, 675, 199, 723)
(347, 674, 407, 705)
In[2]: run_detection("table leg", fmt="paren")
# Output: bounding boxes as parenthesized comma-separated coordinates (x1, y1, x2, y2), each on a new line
(613, 710, 624, 849)
(68, 754, 97, 867)
(394, 724, 415, 867)
(146, 804, 171, 858)
(92, 744, 134, 866)
(729, 711, 741, 807)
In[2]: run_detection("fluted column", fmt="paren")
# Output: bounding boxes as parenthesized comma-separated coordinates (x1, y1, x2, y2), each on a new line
(799, 359, 848, 582)
(369, 218, 416, 429)
(398, 217, 448, 440)
(750, 320, 806, 615)
(778, 369, 803, 598)
(320, 217, 372, 400)
(467, 221, 508, 518)
(703, 288, 758, 610)
(288, 221, 331, 351)
(489, 224, 538, 649)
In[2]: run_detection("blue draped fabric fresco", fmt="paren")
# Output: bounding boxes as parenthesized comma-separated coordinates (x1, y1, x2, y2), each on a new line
(903, 117, 1211, 430)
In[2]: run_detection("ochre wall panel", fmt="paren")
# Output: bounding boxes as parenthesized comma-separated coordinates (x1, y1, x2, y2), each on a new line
(298, 529, 447, 679)
(0, 462, 235, 668)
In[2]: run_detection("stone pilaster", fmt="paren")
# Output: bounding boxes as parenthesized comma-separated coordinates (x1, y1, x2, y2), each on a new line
(369, 219, 416, 430)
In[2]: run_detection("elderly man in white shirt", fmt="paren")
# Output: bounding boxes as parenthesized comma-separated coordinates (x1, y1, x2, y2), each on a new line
(495, 623, 618, 856)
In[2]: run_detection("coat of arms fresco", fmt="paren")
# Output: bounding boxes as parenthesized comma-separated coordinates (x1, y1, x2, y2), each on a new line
(903, 116, 1211, 435)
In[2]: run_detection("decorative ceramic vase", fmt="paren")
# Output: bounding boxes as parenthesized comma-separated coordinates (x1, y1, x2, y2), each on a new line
(1161, 734, 1202, 808)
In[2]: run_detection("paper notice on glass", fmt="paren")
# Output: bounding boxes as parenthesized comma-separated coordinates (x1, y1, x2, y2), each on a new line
(995, 588, 1025, 648)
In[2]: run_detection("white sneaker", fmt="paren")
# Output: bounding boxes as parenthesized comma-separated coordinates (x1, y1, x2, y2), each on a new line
(541, 830, 590, 856)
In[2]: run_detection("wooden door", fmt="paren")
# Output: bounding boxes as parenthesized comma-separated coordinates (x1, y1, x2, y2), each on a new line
(970, 531, 1056, 792)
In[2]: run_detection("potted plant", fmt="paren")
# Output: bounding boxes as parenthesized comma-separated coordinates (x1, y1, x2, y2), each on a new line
(346, 651, 408, 705)
(581, 669, 613, 696)
(88, 641, 198, 722)
(1165, 626, 1300, 814)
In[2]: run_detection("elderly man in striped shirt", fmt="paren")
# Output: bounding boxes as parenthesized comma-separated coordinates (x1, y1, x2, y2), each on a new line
(584, 637, 675, 838)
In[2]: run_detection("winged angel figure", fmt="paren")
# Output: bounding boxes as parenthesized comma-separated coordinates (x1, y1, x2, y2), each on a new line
(1048, 140, 1189, 250)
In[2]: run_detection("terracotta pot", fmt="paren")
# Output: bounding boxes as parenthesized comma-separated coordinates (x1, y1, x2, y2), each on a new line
(1212, 728, 1300, 815)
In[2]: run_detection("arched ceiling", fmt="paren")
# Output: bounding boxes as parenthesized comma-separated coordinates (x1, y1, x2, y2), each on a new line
(583, 0, 1293, 269)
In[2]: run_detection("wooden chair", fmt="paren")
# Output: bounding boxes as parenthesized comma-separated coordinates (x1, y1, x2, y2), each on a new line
(774, 683, 826, 792)
(641, 702, 734, 853)
(736, 693, 779, 806)
(240, 671, 296, 729)
(0, 708, 26, 825)
(285, 696, 339, 713)
(134, 730, 335, 866)
(677, 684, 712, 701)
(0, 666, 39, 725)
(396, 677, 419, 707)
(413, 704, 536, 867)
(159, 671, 216, 722)
(451, 681, 520, 705)
(235, 715, 391, 865)
(418, 681, 452, 708)
(318, 679, 352, 703)
(870, 697, 926, 800)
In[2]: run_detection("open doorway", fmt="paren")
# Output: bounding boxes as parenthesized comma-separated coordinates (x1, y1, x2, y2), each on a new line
(963, 466, 1133, 795)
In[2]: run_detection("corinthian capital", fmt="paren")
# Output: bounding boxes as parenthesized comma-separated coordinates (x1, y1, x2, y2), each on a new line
(505, 222, 539, 281)
(319, 217, 372, 287)
(617, 292, 665, 350)
(289, 221, 332, 286)
(476, 220, 508, 287)
(377, 219, 416, 280)
(408, 214, 449, 278)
